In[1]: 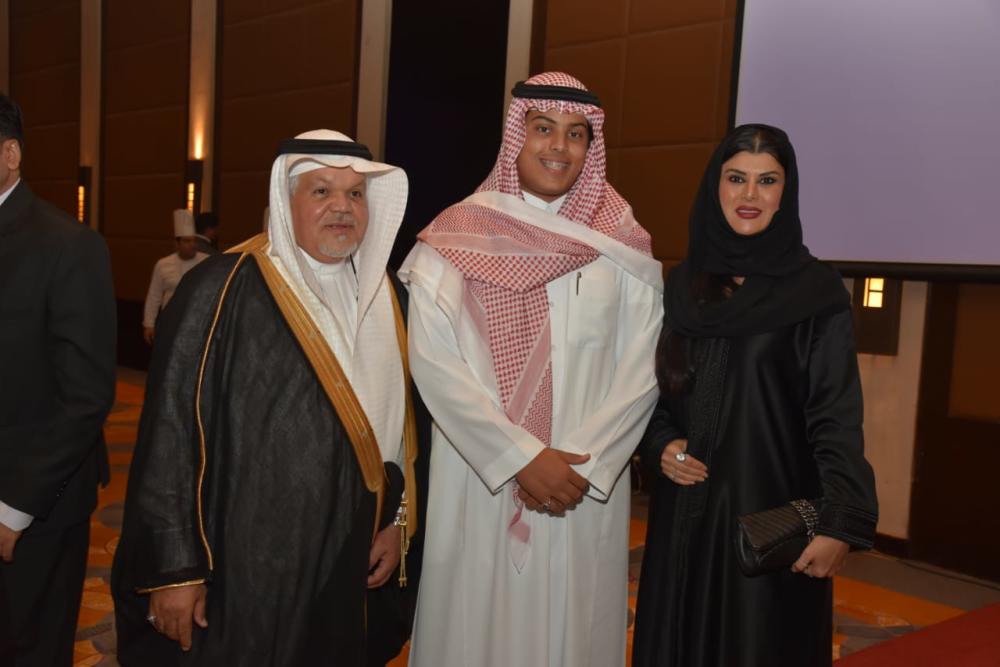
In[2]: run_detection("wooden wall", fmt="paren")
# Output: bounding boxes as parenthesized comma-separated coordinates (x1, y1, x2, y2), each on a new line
(948, 284, 1000, 423)
(215, 0, 360, 245)
(539, 0, 738, 263)
(101, 0, 190, 301)
(8, 0, 80, 216)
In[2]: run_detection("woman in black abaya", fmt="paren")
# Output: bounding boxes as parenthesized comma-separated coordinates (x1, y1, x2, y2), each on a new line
(631, 124, 878, 667)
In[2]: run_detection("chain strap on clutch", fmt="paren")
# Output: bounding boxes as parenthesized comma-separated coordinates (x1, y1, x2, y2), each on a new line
(789, 499, 819, 539)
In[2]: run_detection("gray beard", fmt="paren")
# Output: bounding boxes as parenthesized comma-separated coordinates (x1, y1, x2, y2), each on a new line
(318, 239, 358, 259)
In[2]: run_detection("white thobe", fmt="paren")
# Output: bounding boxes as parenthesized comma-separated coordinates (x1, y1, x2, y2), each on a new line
(401, 197, 663, 667)
(300, 252, 358, 356)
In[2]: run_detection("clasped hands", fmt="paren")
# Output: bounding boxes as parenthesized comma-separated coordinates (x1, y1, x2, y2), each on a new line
(515, 448, 591, 515)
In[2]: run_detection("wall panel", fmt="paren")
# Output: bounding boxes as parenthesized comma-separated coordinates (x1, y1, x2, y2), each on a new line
(10, 122, 79, 182)
(948, 284, 1000, 423)
(543, 40, 626, 147)
(545, 0, 627, 48)
(104, 44, 190, 114)
(8, 0, 80, 215)
(101, 0, 190, 303)
(621, 25, 723, 146)
(616, 144, 713, 262)
(542, 0, 737, 262)
(215, 0, 360, 245)
(857, 280, 927, 539)
(629, 0, 725, 32)
(104, 0, 189, 50)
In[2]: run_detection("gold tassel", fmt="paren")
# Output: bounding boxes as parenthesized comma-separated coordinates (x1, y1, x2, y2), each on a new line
(396, 499, 410, 587)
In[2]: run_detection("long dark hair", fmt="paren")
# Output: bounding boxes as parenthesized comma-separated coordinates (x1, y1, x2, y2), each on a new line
(656, 125, 792, 395)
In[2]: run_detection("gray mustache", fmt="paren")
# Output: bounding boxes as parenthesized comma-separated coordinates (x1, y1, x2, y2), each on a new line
(321, 212, 355, 226)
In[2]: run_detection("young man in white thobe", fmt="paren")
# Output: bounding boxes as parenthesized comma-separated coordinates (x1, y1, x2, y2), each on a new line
(400, 72, 663, 667)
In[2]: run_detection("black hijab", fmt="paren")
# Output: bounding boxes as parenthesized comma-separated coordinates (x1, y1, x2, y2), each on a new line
(664, 124, 849, 338)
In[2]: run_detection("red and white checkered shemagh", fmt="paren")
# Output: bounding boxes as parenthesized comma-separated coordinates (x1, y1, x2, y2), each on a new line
(419, 72, 652, 569)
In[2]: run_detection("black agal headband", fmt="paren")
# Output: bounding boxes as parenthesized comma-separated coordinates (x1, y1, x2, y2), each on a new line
(511, 81, 602, 108)
(277, 138, 373, 161)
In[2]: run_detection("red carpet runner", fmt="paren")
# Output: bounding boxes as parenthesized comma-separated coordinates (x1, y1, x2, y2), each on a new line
(837, 602, 1000, 666)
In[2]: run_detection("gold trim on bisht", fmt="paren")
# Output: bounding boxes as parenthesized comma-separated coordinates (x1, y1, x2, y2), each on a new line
(237, 234, 389, 536)
(137, 578, 208, 594)
(388, 281, 420, 586)
(192, 248, 254, 571)
(212, 234, 420, 561)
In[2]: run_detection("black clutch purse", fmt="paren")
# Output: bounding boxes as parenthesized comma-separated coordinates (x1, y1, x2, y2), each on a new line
(734, 499, 821, 577)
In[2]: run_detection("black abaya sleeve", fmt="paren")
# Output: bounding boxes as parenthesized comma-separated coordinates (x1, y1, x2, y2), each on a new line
(638, 397, 686, 476)
(805, 309, 878, 548)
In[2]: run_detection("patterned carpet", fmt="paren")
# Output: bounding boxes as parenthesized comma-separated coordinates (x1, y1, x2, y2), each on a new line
(72, 373, 143, 666)
(72, 372, 996, 665)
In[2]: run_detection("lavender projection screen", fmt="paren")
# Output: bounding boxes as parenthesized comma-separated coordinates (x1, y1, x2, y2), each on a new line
(734, 1, 1000, 266)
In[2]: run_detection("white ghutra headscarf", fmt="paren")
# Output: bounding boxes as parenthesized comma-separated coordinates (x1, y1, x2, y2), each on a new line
(267, 129, 409, 465)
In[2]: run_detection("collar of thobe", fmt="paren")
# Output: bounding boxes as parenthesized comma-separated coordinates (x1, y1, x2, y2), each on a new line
(300, 248, 356, 283)
(522, 190, 567, 214)
(300, 249, 358, 352)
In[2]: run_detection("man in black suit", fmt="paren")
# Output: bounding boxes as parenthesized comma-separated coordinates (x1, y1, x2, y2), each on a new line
(0, 93, 116, 665)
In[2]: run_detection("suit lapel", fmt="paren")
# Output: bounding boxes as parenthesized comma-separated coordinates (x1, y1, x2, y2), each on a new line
(0, 182, 33, 237)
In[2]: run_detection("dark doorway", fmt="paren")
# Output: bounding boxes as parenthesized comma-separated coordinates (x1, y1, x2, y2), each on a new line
(909, 283, 1000, 582)
(383, 0, 511, 270)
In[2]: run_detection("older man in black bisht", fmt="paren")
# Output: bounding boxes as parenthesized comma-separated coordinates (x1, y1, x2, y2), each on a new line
(112, 130, 426, 666)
